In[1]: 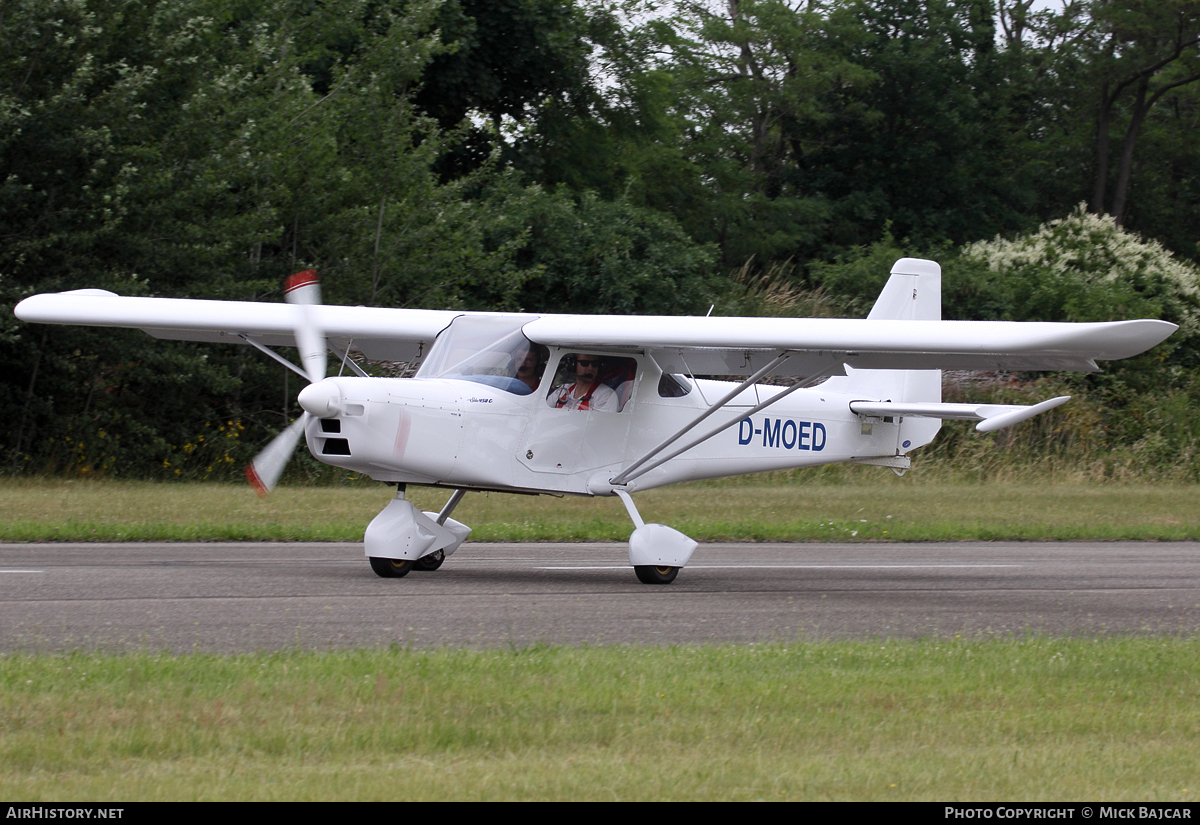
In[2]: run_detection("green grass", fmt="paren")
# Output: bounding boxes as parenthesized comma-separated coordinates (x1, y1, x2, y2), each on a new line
(2, 640, 1198, 800)
(1, 476, 1198, 542)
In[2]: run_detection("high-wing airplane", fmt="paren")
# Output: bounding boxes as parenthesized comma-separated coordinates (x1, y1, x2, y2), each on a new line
(14, 258, 1177, 584)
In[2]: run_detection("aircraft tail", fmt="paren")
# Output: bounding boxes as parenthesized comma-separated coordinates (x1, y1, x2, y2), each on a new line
(823, 257, 943, 454)
(864, 257, 942, 324)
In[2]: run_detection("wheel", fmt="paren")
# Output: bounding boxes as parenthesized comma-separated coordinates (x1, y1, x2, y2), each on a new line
(634, 565, 679, 585)
(414, 548, 445, 571)
(369, 557, 414, 578)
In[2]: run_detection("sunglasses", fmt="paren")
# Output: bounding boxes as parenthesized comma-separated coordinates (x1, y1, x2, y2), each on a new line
(575, 359, 600, 367)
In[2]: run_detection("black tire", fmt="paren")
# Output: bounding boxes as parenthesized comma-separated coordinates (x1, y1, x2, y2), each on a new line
(634, 565, 679, 585)
(369, 557, 414, 578)
(414, 549, 445, 571)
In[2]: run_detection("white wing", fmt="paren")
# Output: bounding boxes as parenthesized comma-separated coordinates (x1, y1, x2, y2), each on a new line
(14, 288, 1177, 374)
(15, 289, 466, 362)
(522, 314, 1177, 374)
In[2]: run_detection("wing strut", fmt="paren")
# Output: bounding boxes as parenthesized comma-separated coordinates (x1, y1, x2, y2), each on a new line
(331, 340, 370, 378)
(610, 351, 792, 485)
(238, 334, 311, 381)
(611, 355, 841, 487)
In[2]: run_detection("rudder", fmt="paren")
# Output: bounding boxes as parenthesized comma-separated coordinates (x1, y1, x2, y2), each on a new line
(825, 257, 943, 454)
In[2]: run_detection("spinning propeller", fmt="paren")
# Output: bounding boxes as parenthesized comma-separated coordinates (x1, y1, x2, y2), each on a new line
(245, 270, 339, 496)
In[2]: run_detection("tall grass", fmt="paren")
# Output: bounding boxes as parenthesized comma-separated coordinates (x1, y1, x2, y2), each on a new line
(909, 372, 1200, 484)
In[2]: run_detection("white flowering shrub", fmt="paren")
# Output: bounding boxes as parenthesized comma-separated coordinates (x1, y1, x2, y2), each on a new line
(806, 209, 1200, 479)
(942, 206, 1200, 479)
(961, 204, 1200, 337)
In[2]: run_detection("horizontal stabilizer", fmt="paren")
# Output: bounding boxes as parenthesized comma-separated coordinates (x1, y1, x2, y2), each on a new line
(850, 395, 1071, 432)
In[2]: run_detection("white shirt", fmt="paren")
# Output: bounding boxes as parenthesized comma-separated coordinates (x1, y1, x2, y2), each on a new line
(548, 381, 619, 411)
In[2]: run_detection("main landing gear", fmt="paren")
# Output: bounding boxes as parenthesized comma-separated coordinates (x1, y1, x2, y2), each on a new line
(367, 549, 444, 577)
(615, 489, 696, 585)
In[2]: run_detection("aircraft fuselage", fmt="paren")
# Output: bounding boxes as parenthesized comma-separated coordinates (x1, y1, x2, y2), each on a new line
(303, 354, 921, 497)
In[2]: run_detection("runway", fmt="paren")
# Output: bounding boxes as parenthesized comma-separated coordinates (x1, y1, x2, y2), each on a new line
(2, 541, 1199, 652)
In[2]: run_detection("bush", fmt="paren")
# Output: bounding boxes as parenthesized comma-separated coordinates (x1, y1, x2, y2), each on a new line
(961, 205, 1200, 367)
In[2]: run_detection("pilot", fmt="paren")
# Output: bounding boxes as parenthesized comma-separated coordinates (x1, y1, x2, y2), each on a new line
(549, 353, 619, 411)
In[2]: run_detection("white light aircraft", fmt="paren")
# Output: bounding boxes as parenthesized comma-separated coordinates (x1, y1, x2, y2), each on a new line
(14, 259, 1177, 584)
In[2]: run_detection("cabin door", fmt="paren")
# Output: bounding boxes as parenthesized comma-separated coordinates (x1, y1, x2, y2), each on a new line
(517, 351, 640, 478)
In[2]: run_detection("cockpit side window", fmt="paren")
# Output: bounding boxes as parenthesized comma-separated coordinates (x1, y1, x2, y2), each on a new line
(415, 316, 547, 395)
(545, 354, 638, 412)
(658, 373, 692, 398)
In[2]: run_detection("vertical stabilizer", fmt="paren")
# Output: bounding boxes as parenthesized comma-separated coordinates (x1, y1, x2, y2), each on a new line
(824, 257, 943, 455)
(866, 257, 941, 322)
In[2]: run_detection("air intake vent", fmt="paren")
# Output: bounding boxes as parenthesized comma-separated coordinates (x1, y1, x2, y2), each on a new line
(321, 438, 351, 455)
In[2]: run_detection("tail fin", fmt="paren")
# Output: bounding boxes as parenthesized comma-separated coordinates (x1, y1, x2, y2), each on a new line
(866, 257, 941, 323)
(825, 257, 943, 454)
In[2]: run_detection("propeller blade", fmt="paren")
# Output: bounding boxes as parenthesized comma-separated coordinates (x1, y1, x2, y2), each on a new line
(283, 268, 321, 305)
(284, 269, 326, 384)
(246, 271, 325, 496)
(245, 415, 308, 497)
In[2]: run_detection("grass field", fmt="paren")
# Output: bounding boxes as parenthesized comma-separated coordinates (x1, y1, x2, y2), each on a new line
(2, 640, 1198, 801)
(1, 476, 1199, 542)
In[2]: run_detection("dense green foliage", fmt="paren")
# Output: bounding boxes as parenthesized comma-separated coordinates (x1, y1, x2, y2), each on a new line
(3, 0, 1199, 480)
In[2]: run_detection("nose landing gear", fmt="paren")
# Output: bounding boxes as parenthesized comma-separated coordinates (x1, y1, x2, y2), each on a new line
(634, 565, 680, 585)
(369, 557, 415, 578)
(414, 548, 445, 571)
(365, 487, 469, 578)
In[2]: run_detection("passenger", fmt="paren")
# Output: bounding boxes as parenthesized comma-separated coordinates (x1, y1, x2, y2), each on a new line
(514, 344, 547, 392)
(549, 353, 619, 411)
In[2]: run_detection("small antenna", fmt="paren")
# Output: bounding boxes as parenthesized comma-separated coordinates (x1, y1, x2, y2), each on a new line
(706, 304, 714, 317)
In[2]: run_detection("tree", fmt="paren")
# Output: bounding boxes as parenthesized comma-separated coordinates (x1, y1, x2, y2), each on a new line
(618, 0, 873, 267)
(618, 0, 1044, 269)
(411, 0, 603, 180)
(0, 0, 512, 476)
(1026, 1, 1200, 227)
(1084, 1, 1200, 225)
(482, 183, 721, 315)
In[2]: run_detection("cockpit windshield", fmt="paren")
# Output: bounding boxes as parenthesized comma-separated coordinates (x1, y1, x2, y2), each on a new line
(415, 316, 548, 395)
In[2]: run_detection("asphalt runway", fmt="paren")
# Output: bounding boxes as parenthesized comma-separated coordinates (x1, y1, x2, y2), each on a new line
(2, 541, 1199, 652)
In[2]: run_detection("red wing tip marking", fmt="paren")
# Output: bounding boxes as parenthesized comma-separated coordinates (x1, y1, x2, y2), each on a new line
(245, 463, 269, 498)
(283, 269, 319, 294)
